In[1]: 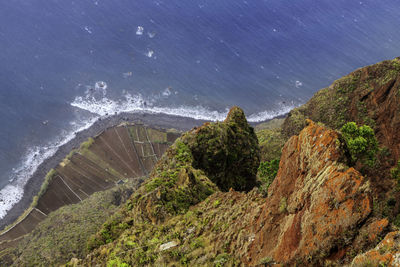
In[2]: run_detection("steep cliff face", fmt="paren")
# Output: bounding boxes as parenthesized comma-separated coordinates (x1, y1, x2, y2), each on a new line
(73, 119, 379, 266)
(281, 58, 400, 225)
(4, 59, 400, 266)
(283, 57, 400, 160)
(247, 120, 373, 265)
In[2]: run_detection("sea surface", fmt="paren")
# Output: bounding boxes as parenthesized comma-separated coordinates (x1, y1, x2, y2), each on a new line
(0, 0, 400, 220)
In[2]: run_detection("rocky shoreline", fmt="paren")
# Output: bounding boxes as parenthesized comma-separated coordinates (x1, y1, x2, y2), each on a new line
(0, 111, 209, 230)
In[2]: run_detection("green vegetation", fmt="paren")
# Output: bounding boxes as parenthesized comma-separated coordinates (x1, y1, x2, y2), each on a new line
(282, 58, 400, 138)
(340, 122, 378, 166)
(1, 169, 58, 234)
(258, 158, 280, 196)
(80, 137, 94, 150)
(391, 160, 400, 189)
(83, 189, 261, 266)
(188, 107, 260, 191)
(256, 128, 286, 162)
(87, 135, 218, 250)
(34, 169, 56, 204)
(88, 108, 260, 251)
(79, 107, 261, 265)
(107, 258, 130, 267)
(2, 182, 138, 267)
(4, 55, 400, 267)
(254, 118, 285, 131)
(214, 253, 231, 267)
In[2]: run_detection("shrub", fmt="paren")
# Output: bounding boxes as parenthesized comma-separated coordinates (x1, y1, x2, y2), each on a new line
(80, 137, 94, 150)
(391, 160, 400, 189)
(258, 159, 280, 196)
(340, 122, 378, 167)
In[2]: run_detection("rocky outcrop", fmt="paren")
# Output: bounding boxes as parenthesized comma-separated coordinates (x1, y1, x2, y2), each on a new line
(5, 58, 400, 266)
(281, 58, 400, 226)
(283, 58, 400, 160)
(352, 231, 400, 266)
(187, 106, 260, 191)
(78, 119, 376, 266)
(80, 107, 260, 264)
(246, 120, 372, 265)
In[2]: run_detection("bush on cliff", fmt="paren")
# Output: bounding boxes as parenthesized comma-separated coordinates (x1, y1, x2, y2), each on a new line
(258, 158, 280, 196)
(341, 122, 378, 167)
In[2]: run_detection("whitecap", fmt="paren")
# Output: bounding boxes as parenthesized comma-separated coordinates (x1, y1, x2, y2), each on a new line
(162, 87, 172, 97)
(147, 32, 156, 38)
(136, 26, 144, 35)
(84, 26, 92, 34)
(146, 49, 154, 58)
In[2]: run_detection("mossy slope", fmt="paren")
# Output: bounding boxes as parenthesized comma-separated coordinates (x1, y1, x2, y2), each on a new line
(0, 181, 140, 267)
(76, 107, 260, 266)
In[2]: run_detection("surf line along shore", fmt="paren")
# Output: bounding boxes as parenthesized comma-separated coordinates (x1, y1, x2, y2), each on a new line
(0, 111, 209, 231)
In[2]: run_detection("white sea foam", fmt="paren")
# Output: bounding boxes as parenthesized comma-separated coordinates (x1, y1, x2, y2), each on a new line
(0, 116, 97, 219)
(94, 81, 107, 92)
(71, 85, 295, 123)
(71, 91, 229, 121)
(146, 49, 154, 58)
(162, 87, 172, 97)
(247, 103, 296, 122)
(136, 26, 144, 35)
(84, 26, 92, 34)
(0, 82, 296, 219)
(0, 185, 22, 219)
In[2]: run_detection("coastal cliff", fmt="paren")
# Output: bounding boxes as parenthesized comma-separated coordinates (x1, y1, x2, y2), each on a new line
(1, 57, 400, 266)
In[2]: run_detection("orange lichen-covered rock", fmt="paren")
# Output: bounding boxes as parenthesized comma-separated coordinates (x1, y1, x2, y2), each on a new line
(351, 218, 390, 254)
(365, 218, 389, 243)
(246, 120, 372, 265)
(352, 231, 400, 266)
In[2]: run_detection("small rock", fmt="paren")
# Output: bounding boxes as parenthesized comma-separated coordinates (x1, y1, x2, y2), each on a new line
(186, 226, 196, 234)
(159, 241, 178, 251)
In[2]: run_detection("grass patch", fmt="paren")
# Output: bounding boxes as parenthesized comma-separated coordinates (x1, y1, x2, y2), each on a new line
(5, 182, 138, 266)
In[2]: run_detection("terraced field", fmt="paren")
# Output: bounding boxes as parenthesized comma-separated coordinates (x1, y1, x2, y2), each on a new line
(0, 123, 180, 250)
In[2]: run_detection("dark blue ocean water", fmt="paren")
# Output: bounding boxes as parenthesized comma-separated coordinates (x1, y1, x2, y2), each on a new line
(0, 0, 400, 217)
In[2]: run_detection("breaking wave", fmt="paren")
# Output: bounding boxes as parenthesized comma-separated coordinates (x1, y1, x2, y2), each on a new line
(71, 84, 296, 122)
(0, 82, 296, 220)
(0, 117, 97, 219)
